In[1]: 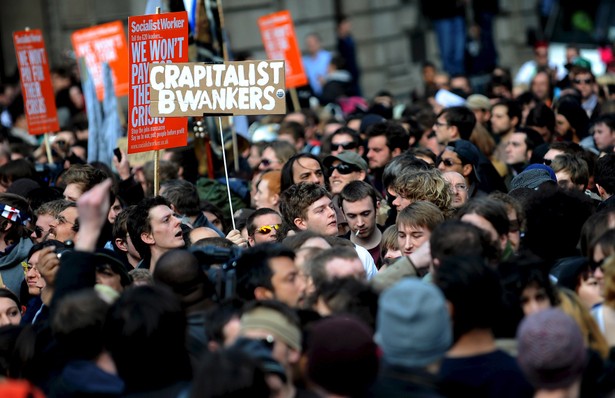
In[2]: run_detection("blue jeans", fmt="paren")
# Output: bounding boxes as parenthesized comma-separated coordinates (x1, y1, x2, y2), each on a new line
(433, 16, 466, 76)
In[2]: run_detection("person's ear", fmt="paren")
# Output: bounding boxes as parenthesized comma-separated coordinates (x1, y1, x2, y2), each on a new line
(392, 148, 402, 157)
(358, 170, 367, 181)
(461, 164, 472, 178)
(248, 236, 255, 247)
(115, 238, 128, 251)
(254, 286, 274, 301)
(141, 232, 155, 245)
(294, 217, 307, 231)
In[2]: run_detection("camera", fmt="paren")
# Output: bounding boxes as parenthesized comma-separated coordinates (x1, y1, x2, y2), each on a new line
(188, 245, 243, 301)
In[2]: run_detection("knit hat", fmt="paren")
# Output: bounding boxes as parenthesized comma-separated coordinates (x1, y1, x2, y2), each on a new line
(524, 163, 557, 181)
(517, 308, 587, 389)
(466, 94, 491, 111)
(323, 151, 368, 171)
(375, 278, 452, 368)
(6, 178, 40, 198)
(240, 306, 302, 351)
(510, 168, 556, 192)
(556, 99, 589, 138)
(359, 113, 386, 134)
(307, 315, 379, 396)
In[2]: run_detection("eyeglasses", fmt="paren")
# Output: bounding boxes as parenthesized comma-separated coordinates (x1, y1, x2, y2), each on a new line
(573, 78, 592, 85)
(434, 121, 449, 128)
(328, 163, 361, 175)
(331, 142, 357, 151)
(257, 224, 280, 234)
(452, 183, 468, 191)
(439, 158, 462, 167)
(543, 158, 552, 166)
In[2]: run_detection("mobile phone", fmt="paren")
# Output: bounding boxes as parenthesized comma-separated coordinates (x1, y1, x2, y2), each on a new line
(113, 147, 122, 162)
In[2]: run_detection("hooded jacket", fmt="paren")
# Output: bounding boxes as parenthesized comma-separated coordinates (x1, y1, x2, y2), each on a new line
(0, 237, 33, 294)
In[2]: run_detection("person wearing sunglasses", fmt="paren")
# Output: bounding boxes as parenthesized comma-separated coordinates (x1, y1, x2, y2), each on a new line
(246, 208, 283, 247)
(437, 139, 483, 199)
(569, 58, 600, 121)
(323, 151, 367, 195)
(259, 141, 297, 172)
(327, 127, 363, 156)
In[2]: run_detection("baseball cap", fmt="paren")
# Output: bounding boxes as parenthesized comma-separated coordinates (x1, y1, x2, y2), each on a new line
(323, 151, 368, 171)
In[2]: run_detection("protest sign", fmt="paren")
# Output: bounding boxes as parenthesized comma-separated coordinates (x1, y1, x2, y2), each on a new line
(148, 60, 286, 117)
(13, 29, 59, 135)
(71, 21, 129, 100)
(258, 10, 307, 89)
(128, 11, 189, 154)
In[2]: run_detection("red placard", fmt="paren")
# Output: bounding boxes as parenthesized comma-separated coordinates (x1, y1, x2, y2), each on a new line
(71, 21, 130, 100)
(258, 10, 307, 89)
(13, 29, 59, 135)
(127, 11, 189, 154)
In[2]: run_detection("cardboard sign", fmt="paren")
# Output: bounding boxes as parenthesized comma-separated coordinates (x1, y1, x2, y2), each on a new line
(149, 60, 286, 117)
(258, 10, 307, 89)
(128, 11, 189, 154)
(71, 21, 129, 100)
(13, 29, 59, 135)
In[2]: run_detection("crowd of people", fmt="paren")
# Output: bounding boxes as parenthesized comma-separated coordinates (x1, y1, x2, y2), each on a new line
(0, 8, 615, 397)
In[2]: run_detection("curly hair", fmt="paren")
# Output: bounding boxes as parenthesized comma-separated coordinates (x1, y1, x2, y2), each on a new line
(392, 168, 452, 213)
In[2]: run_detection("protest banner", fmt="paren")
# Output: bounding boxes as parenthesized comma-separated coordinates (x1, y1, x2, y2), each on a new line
(13, 29, 59, 136)
(148, 60, 286, 117)
(127, 11, 189, 154)
(71, 21, 130, 100)
(258, 10, 307, 89)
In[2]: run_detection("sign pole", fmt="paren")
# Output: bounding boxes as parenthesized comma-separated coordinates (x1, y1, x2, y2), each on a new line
(152, 6, 162, 196)
(290, 88, 301, 111)
(217, 116, 236, 230)
(217, 0, 240, 173)
(44, 133, 53, 165)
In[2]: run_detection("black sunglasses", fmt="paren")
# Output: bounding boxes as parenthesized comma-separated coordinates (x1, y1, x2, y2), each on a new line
(328, 163, 360, 175)
(543, 158, 552, 166)
(439, 158, 462, 167)
(331, 142, 357, 151)
(573, 78, 592, 85)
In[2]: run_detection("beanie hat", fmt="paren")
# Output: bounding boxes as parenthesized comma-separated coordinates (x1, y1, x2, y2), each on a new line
(556, 99, 589, 138)
(375, 278, 452, 368)
(240, 306, 302, 351)
(307, 315, 378, 396)
(510, 168, 556, 192)
(466, 94, 491, 111)
(6, 178, 40, 198)
(524, 163, 557, 181)
(517, 308, 587, 389)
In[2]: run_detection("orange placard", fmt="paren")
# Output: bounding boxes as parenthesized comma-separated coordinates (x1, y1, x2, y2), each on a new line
(127, 11, 189, 154)
(71, 21, 129, 100)
(13, 29, 59, 135)
(258, 10, 307, 89)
